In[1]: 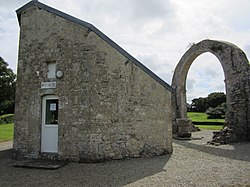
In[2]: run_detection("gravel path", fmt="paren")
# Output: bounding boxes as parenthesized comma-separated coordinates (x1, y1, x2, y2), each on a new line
(0, 130, 249, 187)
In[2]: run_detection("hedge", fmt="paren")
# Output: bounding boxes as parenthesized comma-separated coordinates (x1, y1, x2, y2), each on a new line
(0, 114, 14, 124)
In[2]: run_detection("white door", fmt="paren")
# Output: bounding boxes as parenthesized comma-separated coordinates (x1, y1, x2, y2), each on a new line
(41, 95, 59, 153)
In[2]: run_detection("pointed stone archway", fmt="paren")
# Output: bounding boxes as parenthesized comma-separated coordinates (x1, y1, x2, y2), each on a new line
(172, 39, 250, 142)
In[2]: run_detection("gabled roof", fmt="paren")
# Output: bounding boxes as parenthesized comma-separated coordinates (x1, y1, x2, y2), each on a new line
(16, 0, 173, 92)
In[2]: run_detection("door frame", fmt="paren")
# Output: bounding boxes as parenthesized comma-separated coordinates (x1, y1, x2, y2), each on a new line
(41, 95, 59, 153)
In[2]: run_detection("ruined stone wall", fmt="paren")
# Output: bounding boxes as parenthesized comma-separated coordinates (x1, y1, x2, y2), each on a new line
(14, 6, 172, 161)
(172, 40, 250, 142)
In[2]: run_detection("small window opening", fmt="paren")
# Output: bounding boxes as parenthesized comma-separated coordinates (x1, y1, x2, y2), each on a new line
(45, 99, 58, 124)
(47, 63, 56, 78)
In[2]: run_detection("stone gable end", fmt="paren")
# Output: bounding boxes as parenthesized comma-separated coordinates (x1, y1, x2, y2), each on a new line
(14, 2, 173, 162)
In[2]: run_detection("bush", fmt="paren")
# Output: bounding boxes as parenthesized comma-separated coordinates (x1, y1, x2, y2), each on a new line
(0, 114, 14, 124)
(205, 103, 227, 119)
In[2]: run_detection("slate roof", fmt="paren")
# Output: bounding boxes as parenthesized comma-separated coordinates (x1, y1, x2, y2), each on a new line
(16, 0, 173, 92)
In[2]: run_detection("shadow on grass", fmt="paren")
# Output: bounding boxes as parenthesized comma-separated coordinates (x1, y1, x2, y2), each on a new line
(0, 148, 171, 187)
(173, 139, 250, 162)
(192, 121, 223, 126)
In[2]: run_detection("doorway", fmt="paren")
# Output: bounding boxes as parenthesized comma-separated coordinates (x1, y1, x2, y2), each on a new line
(41, 95, 59, 153)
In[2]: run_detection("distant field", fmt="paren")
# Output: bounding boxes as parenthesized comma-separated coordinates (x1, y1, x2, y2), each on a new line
(195, 125, 222, 130)
(188, 112, 224, 130)
(0, 123, 14, 142)
(187, 112, 224, 123)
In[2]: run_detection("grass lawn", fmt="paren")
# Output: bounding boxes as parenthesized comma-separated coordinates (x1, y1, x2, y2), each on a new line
(0, 123, 14, 142)
(188, 112, 224, 130)
(195, 125, 222, 130)
(187, 112, 224, 123)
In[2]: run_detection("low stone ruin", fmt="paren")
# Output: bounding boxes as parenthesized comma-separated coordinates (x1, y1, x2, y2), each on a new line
(190, 123, 200, 132)
(207, 126, 232, 146)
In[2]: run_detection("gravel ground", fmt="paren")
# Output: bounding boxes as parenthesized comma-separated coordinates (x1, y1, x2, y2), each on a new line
(0, 130, 249, 187)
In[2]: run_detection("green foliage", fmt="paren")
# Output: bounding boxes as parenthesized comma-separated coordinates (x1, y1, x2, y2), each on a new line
(206, 103, 227, 119)
(190, 97, 207, 112)
(0, 56, 16, 115)
(188, 92, 226, 112)
(0, 123, 14, 142)
(206, 92, 226, 108)
(0, 114, 14, 124)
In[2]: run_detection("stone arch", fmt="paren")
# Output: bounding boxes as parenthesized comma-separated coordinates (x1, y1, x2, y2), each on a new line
(172, 39, 250, 142)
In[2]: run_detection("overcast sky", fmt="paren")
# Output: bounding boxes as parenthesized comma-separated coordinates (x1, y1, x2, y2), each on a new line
(0, 0, 250, 102)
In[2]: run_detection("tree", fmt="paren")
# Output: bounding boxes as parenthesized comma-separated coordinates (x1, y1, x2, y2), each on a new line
(0, 57, 16, 115)
(190, 97, 207, 112)
(189, 92, 226, 113)
(206, 92, 226, 108)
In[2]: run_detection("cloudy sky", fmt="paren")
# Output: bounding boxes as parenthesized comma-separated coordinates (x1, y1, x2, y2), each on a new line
(0, 0, 250, 102)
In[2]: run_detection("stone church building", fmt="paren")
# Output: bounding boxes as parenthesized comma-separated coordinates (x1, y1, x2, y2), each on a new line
(14, 1, 173, 162)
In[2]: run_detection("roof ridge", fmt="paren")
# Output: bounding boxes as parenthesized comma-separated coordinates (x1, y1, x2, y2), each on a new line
(16, 1, 173, 92)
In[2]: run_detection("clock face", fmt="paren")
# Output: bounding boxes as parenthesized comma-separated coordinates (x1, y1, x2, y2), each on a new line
(56, 71, 63, 78)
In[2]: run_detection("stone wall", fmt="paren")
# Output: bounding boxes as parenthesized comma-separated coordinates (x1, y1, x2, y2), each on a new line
(14, 5, 173, 162)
